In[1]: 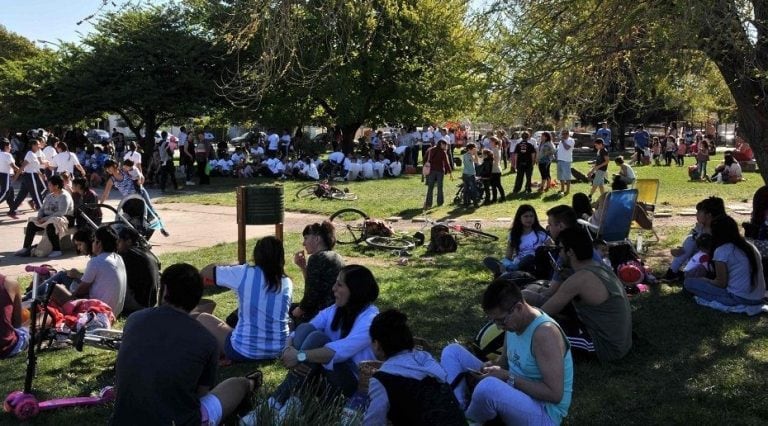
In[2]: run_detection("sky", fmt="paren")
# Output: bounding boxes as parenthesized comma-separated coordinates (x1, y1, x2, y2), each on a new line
(0, 0, 162, 47)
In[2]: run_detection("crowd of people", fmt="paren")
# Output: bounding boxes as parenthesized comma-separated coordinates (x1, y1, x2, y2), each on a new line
(1, 121, 767, 425)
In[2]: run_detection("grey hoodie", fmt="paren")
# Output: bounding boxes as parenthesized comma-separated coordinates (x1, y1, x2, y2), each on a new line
(363, 349, 449, 426)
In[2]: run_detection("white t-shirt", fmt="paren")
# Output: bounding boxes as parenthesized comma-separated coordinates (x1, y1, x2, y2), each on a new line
(556, 137, 575, 162)
(124, 150, 142, 165)
(0, 152, 15, 174)
(23, 150, 45, 173)
(310, 304, 379, 370)
(43, 146, 57, 162)
(82, 252, 127, 316)
(306, 163, 320, 180)
(328, 152, 346, 164)
(178, 131, 188, 147)
(267, 133, 280, 150)
(52, 151, 81, 174)
(508, 138, 521, 155)
(713, 242, 766, 301)
(511, 230, 548, 259)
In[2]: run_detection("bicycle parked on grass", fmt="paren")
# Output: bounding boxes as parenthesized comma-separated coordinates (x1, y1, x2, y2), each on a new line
(295, 180, 358, 201)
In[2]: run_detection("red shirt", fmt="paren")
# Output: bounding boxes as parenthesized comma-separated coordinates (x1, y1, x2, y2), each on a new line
(426, 146, 452, 174)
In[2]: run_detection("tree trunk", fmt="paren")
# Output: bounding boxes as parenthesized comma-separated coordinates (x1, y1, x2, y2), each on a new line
(340, 122, 362, 155)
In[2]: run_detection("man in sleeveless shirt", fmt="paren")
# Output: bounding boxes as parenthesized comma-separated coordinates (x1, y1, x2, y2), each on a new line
(0, 274, 29, 359)
(541, 227, 632, 362)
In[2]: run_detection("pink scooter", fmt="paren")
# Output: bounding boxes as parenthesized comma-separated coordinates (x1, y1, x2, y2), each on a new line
(3, 265, 115, 421)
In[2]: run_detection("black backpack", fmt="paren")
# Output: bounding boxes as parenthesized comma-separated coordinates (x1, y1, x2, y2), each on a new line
(373, 372, 465, 426)
(426, 224, 457, 253)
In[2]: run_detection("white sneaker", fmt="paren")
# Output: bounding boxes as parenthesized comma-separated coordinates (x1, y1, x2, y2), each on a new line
(48, 250, 63, 258)
(186, 181, 196, 185)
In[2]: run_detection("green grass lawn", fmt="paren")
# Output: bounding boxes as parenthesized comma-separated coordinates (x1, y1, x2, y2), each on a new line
(158, 156, 765, 222)
(2, 157, 767, 424)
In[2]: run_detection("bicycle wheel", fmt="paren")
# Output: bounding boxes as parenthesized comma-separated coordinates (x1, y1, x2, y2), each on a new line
(329, 208, 369, 244)
(329, 187, 358, 201)
(295, 184, 318, 199)
(365, 236, 416, 251)
(458, 227, 499, 242)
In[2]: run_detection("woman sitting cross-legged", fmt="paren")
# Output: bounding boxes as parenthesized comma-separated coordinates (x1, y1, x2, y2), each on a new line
(269, 265, 380, 409)
(683, 214, 766, 308)
(484, 204, 548, 277)
(197, 236, 293, 361)
(290, 221, 345, 326)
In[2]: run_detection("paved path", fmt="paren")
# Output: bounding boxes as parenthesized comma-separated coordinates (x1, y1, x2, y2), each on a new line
(0, 190, 326, 278)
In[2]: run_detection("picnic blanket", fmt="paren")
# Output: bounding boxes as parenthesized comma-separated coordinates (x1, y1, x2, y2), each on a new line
(694, 297, 768, 316)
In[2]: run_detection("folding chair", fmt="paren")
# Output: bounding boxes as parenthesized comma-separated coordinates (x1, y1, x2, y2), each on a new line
(634, 179, 660, 242)
(578, 189, 638, 244)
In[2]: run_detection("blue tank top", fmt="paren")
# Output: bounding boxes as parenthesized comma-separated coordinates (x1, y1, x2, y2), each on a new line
(505, 310, 573, 425)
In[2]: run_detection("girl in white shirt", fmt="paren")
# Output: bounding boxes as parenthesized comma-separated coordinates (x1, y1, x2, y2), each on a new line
(501, 204, 549, 273)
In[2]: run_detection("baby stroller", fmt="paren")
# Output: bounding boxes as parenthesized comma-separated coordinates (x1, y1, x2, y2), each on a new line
(452, 177, 485, 206)
(78, 196, 156, 246)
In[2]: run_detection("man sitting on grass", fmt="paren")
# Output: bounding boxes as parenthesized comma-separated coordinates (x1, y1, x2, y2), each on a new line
(540, 227, 633, 362)
(111, 263, 261, 425)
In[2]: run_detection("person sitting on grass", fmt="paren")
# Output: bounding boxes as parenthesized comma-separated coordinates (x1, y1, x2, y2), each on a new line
(0, 274, 29, 360)
(664, 197, 726, 282)
(291, 222, 345, 327)
(22, 228, 95, 301)
(613, 156, 635, 186)
(541, 227, 633, 361)
(117, 227, 160, 315)
(364, 309, 463, 426)
(111, 263, 262, 425)
(197, 236, 293, 361)
(743, 185, 768, 240)
(50, 225, 127, 316)
(441, 279, 573, 425)
(683, 215, 766, 308)
(711, 151, 743, 183)
(269, 265, 380, 409)
(484, 204, 548, 276)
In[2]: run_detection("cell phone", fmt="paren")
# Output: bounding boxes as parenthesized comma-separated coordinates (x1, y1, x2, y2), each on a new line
(467, 368, 485, 376)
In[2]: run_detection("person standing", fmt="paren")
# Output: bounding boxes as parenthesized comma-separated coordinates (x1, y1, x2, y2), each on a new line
(556, 130, 575, 196)
(488, 137, 505, 202)
(424, 139, 453, 209)
(51, 141, 86, 177)
(594, 121, 612, 151)
(461, 143, 480, 208)
(633, 125, 650, 165)
(0, 139, 20, 216)
(537, 131, 556, 194)
(195, 130, 213, 185)
(9, 138, 48, 218)
(178, 126, 196, 186)
(512, 132, 536, 194)
(587, 139, 609, 199)
(158, 131, 179, 193)
(267, 129, 280, 158)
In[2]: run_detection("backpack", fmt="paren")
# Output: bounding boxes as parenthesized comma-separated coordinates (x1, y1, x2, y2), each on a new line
(373, 372, 465, 426)
(426, 225, 457, 253)
(364, 219, 394, 237)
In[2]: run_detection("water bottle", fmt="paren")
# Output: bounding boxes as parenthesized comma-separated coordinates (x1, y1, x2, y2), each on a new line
(339, 391, 368, 426)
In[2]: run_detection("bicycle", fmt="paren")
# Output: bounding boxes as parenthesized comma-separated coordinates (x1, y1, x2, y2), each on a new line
(295, 180, 358, 201)
(329, 208, 416, 250)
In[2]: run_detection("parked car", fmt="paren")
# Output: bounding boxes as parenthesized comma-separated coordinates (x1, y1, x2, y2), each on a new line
(86, 128, 111, 144)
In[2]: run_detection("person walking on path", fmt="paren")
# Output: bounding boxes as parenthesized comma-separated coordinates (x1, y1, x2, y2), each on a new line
(9, 138, 48, 218)
(0, 139, 21, 216)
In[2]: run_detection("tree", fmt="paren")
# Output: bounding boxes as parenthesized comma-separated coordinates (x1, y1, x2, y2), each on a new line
(51, 4, 227, 140)
(197, 0, 484, 153)
(484, 0, 768, 181)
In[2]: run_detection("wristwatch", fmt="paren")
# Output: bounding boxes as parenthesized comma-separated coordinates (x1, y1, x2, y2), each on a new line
(297, 351, 307, 363)
(506, 374, 516, 388)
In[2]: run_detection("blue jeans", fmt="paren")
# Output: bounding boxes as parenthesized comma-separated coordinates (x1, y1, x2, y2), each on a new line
(501, 254, 536, 273)
(683, 278, 764, 306)
(272, 323, 358, 404)
(697, 161, 708, 179)
(462, 174, 478, 206)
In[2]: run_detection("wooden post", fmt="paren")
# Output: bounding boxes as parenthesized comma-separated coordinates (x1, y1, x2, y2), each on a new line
(275, 223, 284, 241)
(237, 187, 246, 264)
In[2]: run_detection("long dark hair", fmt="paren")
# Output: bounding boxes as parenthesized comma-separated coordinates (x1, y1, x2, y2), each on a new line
(572, 193, 593, 219)
(710, 215, 759, 289)
(302, 221, 337, 249)
(369, 309, 414, 358)
(253, 236, 287, 292)
(749, 186, 768, 229)
(508, 204, 546, 251)
(331, 265, 379, 338)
